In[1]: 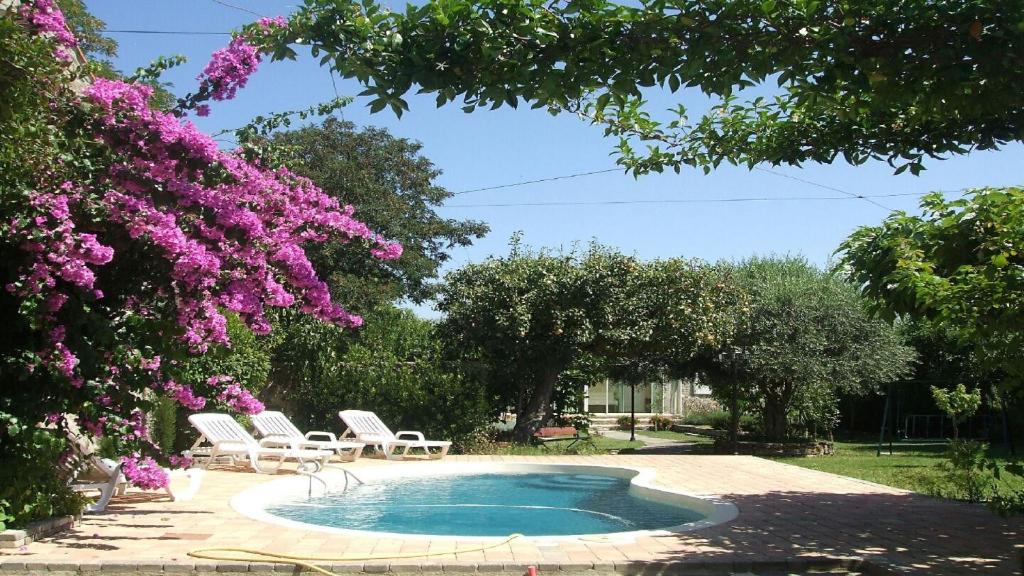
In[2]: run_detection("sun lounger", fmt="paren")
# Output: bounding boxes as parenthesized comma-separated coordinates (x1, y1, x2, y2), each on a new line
(64, 426, 203, 511)
(187, 413, 332, 473)
(251, 411, 364, 462)
(338, 409, 451, 460)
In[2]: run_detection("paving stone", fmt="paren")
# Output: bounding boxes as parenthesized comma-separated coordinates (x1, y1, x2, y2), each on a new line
(98, 563, 138, 572)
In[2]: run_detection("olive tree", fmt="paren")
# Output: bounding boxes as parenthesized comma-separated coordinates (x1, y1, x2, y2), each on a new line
(706, 257, 915, 441)
(437, 238, 743, 442)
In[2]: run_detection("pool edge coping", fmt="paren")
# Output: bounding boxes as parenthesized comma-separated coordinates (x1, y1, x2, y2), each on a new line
(229, 461, 740, 542)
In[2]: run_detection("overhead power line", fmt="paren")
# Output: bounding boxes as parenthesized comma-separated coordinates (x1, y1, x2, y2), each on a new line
(754, 166, 892, 211)
(210, 0, 265, 18)
(453, 168, 621, 195)
(106, 29, 231, 36)
(443, 191, 928, 208)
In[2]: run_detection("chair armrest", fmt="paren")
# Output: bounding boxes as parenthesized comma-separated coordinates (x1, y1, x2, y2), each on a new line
(305, 431, 337, 442)
(395, 431, 425, 442)
(258, 436, 294, 449)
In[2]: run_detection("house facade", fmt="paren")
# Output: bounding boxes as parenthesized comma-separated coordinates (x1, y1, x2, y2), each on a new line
(584, 377, 713, 415)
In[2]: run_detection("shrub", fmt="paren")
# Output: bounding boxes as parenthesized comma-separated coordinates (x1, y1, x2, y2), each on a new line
(681, 410, 759, 433)
(278, 307, 491, 447)
(617, 415, 635, 430)
(681, 397, 721, 418)
(649, 414, 674, 431)
(681, 409, 728, 428)
(0, 430, 85, 530)
(554, 413, 591, 431)
(930, 440, 994, 503)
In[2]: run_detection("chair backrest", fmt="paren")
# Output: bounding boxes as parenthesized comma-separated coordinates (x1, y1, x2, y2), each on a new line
(338, 410, 395, 442)
(251, 411, 303, 439)
(188, 413, 257, 447)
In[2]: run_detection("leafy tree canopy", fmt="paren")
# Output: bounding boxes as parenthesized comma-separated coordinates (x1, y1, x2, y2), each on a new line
(706, 256, 915, 440)
(257, 0, 1024, 175)
(839, 188, 1024, 391)
(271, 118, 488, 311)
(437, 237, 743, 441)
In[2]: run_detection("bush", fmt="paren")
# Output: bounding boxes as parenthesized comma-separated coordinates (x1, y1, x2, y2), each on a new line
(649, 414, 674, 431)
(277, 307, 491, 447)
(681, 410, 759, 433)
(930, 440, 994, 503)
(554, 413, 591, 431)
(0, 429, 84, 530)
(617, 415, 635, 430)
(681, 409, 729, 428)
(681, 397, 721, 418)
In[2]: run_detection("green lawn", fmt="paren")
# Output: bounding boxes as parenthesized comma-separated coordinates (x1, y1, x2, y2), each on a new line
(774, 439, 1023, 498)
(634, 429, 714, 443)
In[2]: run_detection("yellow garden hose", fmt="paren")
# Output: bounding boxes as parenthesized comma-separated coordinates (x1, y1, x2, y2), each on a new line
(188, 533, 523, 576)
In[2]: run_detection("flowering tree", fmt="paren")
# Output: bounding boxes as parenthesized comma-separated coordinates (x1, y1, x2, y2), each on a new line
(0, 1, 399, 526)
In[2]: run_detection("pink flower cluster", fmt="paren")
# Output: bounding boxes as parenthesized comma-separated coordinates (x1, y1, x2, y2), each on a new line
(197, 36, 260, 101)
(18, 0, 76, 61)
(211, 376, 264, 415)
(167, 454, 193, 469)
(10, 185, 113, 299)
(165, 380, 207, 410)
(120, 454, 170, 491)
(371, 241, 404, 260)
(79, 76, 398, 351)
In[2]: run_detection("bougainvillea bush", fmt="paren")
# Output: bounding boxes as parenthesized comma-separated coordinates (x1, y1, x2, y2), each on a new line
(0, 1, 399, 528)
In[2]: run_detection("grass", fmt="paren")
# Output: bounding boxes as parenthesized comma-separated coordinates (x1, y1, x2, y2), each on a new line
(773, 438, 1024, 498)
(633, 429, 714, 443)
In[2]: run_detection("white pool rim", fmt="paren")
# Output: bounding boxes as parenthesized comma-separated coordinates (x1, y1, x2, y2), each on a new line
(231, 461, 739, 541)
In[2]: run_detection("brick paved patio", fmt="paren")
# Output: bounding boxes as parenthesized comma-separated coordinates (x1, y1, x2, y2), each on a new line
(1, 455, 1021, 575)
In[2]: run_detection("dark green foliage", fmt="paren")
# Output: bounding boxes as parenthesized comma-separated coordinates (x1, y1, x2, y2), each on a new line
(0, 429, 85, 531)
(262, 0, 1024, 175)
(704, 257, 915, 441)
(840, 188, 1024, 394)
(680, 410, 758, 432)
(437, 237, 744, 442)
(271, 118, 488, 311)
(274, 307, 490, 449)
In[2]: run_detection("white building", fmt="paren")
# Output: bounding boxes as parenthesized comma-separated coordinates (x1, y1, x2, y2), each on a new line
(584, 377, 713, 415)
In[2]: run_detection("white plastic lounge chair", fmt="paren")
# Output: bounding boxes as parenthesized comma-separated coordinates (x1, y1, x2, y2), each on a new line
(67, 456, 125, 513)
(64, 428, 204, 511)
(187, 413, 332, 473)
(68, 458, 203, 510)
(338, 410, 451, 460)
(251, 411, 365, 462)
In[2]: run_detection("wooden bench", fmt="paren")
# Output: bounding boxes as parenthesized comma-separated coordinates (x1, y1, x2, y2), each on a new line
(531, 426, 594, 450)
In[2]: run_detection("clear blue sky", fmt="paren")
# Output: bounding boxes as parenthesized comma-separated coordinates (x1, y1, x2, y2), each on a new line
(88, 1, 1024, 317)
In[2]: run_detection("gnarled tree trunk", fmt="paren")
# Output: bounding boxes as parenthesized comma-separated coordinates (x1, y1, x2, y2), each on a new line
(761, 383, 794, 442)
(512, 365, 561, 443)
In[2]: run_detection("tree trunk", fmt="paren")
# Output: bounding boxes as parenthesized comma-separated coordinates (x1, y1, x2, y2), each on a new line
(762, 392, 789, 442)
(512, 366, 560, 443)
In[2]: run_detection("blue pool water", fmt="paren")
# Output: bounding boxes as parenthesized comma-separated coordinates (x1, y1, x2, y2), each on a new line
(265, 473, 705, 536)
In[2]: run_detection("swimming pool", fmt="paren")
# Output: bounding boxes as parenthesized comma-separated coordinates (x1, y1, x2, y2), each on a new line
(234, 462, 738, 539)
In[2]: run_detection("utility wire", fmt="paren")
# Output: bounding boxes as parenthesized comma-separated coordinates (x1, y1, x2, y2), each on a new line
(210, 0, 265, 18)
(453, 168, 621, 195)
(106, 29, 231, 35)
(443, 191, 928, 208)
(754, 166, 892, 211)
